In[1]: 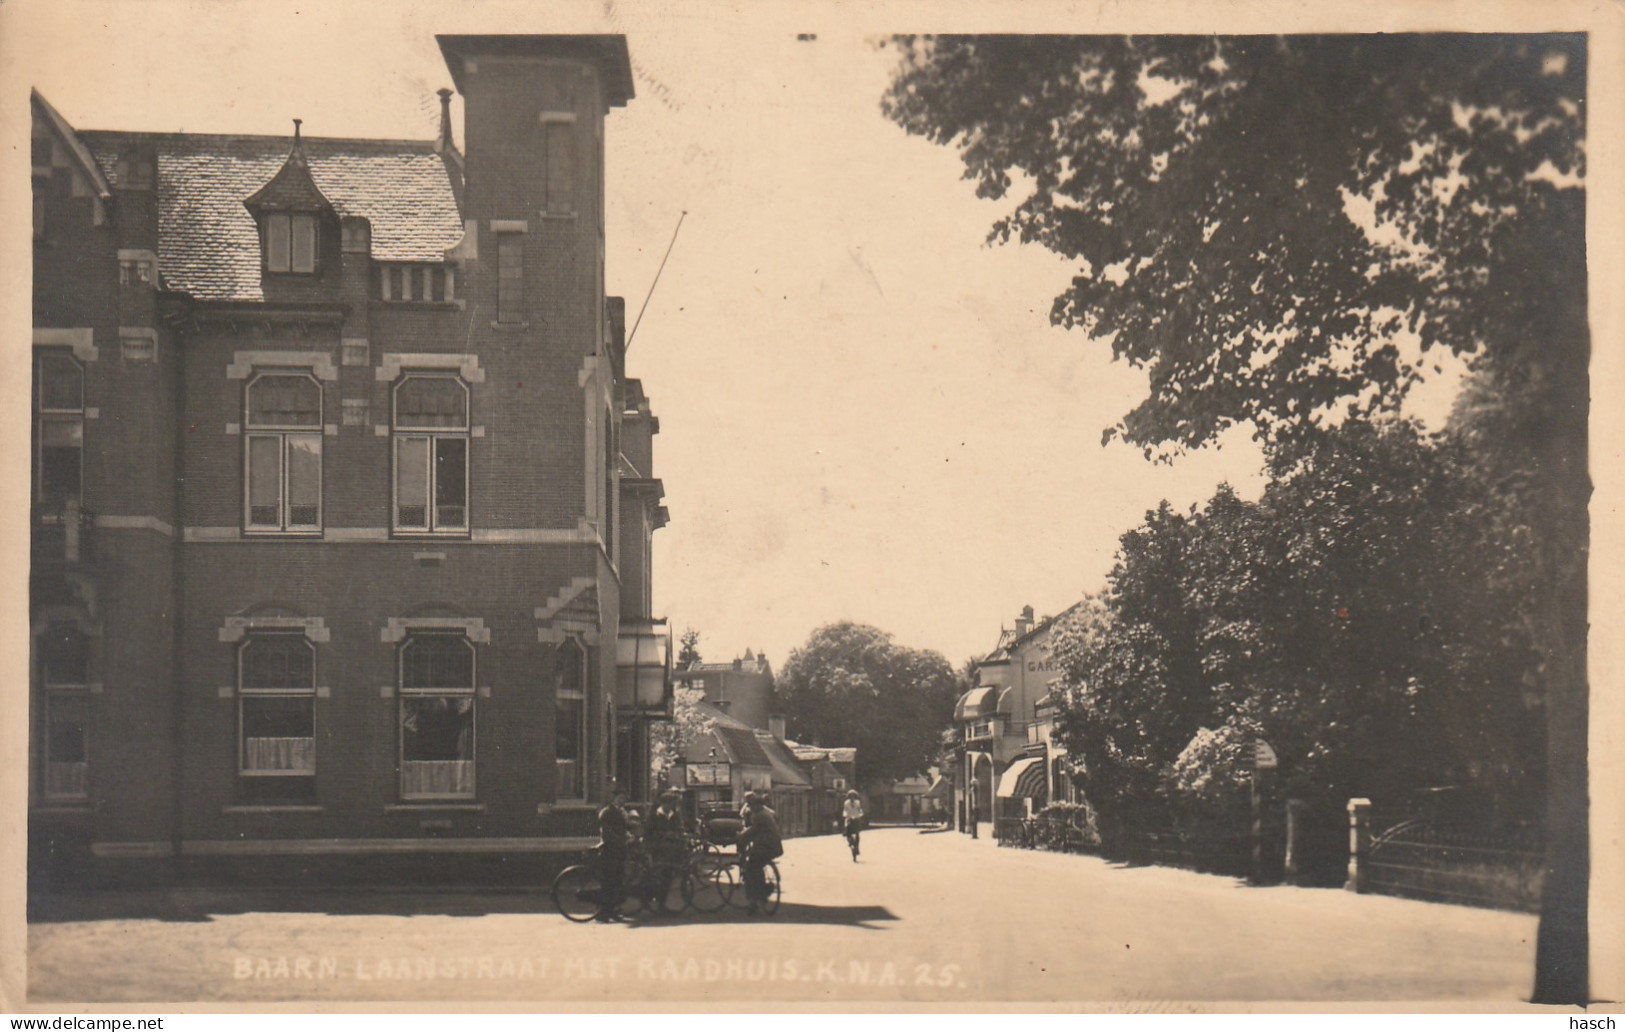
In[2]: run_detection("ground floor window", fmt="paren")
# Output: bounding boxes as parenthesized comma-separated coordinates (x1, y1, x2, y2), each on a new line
(554, 639, 587, 800)
(39, 624, 90, 801)
(238, 632, 316, 805)
(399, 633, 476, 799)
(44, 691, 89, 799)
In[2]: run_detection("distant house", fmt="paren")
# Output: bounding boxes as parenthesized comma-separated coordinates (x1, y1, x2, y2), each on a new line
(950, 604, 1083, 836)
(674, 700, 832, 837)
(672, 649, 773, 729)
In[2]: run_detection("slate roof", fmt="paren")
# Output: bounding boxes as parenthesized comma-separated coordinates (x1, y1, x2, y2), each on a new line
(79, 131, 464, 302)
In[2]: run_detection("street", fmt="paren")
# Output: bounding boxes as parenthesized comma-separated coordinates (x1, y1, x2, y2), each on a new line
(28, 827, 1537, 1005)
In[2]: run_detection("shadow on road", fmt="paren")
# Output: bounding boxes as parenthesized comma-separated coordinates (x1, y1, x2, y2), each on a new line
(626, 902, 898, 930)
(29, 888, 899, 930)
(28, 887, 560, 924)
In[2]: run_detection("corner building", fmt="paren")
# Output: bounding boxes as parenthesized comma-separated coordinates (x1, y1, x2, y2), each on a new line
(29, 35, 671, 875)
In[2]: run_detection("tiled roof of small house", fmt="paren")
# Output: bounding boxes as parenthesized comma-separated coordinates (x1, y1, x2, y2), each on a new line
(80, 131, 464, 302)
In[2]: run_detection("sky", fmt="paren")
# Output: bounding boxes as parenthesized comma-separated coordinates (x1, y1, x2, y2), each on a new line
(2, 0, 1489, 669)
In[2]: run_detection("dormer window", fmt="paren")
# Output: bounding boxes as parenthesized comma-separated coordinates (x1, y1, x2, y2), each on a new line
(244, 119, 333, 279)
(264, 213, 318, 274)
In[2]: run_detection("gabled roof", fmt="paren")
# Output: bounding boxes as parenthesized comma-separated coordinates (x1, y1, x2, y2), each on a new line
(79, 130, 464, 302)
(713, 725, 772, 769)
(680, 701, 771, 769)
(32, 91, 112, 202)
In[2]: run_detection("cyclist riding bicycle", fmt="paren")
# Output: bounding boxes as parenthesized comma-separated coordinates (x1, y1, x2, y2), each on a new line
(842, 789, 865, 861)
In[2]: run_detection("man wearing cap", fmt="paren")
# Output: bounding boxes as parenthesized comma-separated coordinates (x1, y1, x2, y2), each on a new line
(842, 790, 866, 861)
(735, 791, 783, 915)
(645, 788, 687, 868)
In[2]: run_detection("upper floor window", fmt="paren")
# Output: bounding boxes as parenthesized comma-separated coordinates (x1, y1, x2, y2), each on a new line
(340, 218, 371, 254)
(545, 122, 575, 216)
(238, 632, 317, 793)
(400, 633, 476, 800)
(392, 374, 468, 534)
(263, 213, 318, 274)
(35, 352, 84, 515)
(115, 152, 153, 191)
(39, 624, 90, 801)
(244, 372, 322, 533)
(496, 233, 524, 323)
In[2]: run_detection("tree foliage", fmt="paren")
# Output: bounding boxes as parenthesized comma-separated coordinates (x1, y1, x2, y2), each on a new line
(885, 34, 1587, 999)
(778, 622, 961, 784)
(882, 34, 1585, 454)
(677, 627, 702, 669)
(1052, 420, 1548, 833)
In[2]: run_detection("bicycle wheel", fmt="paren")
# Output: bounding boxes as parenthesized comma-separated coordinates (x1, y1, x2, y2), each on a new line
(720, 863, 749, 910)
(687, 863, 729, 913)
(552, 863, 603, 923)
(761, 860, 782, 915)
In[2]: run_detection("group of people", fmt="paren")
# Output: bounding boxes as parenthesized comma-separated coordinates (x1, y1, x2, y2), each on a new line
(592, 784, 797, 921)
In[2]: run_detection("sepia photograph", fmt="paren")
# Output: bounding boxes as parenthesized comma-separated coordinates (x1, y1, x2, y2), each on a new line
(2, 0, 1620, 1015)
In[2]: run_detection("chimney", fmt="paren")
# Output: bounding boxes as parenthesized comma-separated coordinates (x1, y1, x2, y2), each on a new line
(1015, 605, 1034, 637)
(733, 657, 743, 670)
(769, 715, 786, 742)
(436, 88, 455, 152)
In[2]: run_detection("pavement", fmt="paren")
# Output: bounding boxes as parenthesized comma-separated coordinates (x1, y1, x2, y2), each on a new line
(25, 826, 1539, 1006)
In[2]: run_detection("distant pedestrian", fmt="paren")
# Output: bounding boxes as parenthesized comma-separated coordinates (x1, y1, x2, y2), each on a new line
(969, 797, 979, 840)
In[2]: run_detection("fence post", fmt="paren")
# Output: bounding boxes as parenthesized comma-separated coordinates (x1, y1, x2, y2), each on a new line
(1344, 797, 1371, 893)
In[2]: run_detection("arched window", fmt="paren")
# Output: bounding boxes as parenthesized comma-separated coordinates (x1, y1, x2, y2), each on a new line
(554, 639, 587, 801)
(244, 372, 322, 533)
(392, 375, 469, 533)
(35, 352, 84, 515)
(399, 633, 476, 799)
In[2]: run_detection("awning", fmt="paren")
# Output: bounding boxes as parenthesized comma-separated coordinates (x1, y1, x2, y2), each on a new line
(996, 756, 1047, 801)
(954, 686, 1000, 721)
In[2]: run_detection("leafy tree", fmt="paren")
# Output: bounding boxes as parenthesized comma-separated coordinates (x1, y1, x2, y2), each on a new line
(677, 627, 702, 669)
(884, 34, 1586, 1000)
(778, 622, 961, 784)
(648, 684, 715, 791)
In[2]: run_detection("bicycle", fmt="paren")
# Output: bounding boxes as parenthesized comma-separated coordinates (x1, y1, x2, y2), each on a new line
(681, 835, 732, 913)
(552, 846, 686, 923)
(714, 851, 781, 915)
(843, 819, 862, 862)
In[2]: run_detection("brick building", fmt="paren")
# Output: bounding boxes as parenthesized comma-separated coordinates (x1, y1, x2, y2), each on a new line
(28, 35, 672, 876)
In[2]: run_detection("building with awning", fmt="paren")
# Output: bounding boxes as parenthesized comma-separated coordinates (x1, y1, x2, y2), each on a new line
(949, 603, 1085, 838)
(996, 754, 1048, 813)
